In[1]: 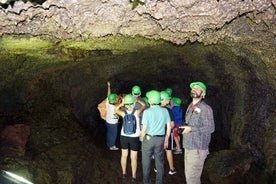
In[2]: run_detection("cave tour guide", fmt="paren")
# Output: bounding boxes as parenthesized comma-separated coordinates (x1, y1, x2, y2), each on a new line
(179, 81, 215, 184)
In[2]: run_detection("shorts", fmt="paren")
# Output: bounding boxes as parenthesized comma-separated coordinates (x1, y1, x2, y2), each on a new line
(120, 135, 140, 151)
(166, 132, 174, 150)
(173, 125, 181, 137)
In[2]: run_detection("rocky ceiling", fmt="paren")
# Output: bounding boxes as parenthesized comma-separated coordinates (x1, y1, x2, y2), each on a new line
(0, 0, 275, 85)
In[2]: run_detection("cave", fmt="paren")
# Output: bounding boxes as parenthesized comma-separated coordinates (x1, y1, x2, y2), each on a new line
(0, 0, 275, 184)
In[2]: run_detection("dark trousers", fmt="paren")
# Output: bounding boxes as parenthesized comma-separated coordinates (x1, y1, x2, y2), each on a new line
(142, 136, 165, 184)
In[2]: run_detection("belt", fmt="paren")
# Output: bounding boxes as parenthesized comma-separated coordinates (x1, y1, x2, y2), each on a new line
(146, 134, 165, 137)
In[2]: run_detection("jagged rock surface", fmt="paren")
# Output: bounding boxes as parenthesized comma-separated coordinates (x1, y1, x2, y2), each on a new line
(0, 0, 274, 44)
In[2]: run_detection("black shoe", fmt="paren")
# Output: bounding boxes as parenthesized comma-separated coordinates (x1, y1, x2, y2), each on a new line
(122, 174, 127, 180)
(131, 177, 138, 183)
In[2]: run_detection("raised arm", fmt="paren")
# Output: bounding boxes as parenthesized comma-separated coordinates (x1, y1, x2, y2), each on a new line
(115, 101, 125, 117)
(107, 81, 111, 97)
(136, 97, 146, 116)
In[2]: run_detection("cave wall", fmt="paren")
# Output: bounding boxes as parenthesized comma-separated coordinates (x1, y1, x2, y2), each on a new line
(0, 0, 275, 183)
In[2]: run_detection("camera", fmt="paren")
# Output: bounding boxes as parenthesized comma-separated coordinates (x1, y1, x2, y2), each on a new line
(177, 128, 185, 135)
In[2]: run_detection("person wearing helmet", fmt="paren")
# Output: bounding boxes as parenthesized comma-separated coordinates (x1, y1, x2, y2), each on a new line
(165, 87, 175, 109)
(171, 97, 183, 155)
(160, 91, 177, 175)
(115, 94, 146, 182)
(131, 85, 144, 109)
(140, 90, 171, 184)
(105, 81, 120, 151)
(179, 81, 215, 184)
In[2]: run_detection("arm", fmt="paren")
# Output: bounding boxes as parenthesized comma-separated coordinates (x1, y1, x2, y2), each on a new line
(140, 124, 147, 141)
(107, 81, 111, 97)
(115, 101, 124, 117)
(170, 120, 175, 129)
(136, 97, 146, 116)
(164, 121, 171, 148)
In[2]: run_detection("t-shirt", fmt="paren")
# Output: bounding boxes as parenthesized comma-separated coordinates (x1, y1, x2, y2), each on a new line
(142, 105, 170, 136)
(105, 100, 119, 124)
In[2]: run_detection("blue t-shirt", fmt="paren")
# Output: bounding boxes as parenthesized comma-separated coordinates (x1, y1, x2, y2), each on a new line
(142, 105, 170, 136)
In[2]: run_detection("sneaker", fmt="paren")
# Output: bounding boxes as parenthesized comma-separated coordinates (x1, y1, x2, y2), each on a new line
(174, 149, 182, 154)
(122, 174, 127, 180)
(168, 169, 177, 175)
(153, 168, 157, 173)
(109, 146, 119, 150)
(131, 177, 138, 183)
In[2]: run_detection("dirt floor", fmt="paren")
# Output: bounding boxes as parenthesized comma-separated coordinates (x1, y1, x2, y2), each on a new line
(92, 126, 211, 184)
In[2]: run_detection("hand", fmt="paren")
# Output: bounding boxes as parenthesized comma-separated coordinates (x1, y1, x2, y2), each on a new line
(107, 81, 110, 86)
(181, 126, 192, 134)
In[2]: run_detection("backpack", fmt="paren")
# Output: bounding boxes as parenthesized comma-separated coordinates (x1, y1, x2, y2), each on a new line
(123, 109, 137, 135)
(97, 98, 107, 120)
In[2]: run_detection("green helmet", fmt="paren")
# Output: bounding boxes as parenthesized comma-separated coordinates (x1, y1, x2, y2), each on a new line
(132, 85, 141, 95)
(124, 94, 135, 104)
(173, 97, 182, 106)
(108, 93, 118, 103)
(142, 97, 149, 106)
(146, 90, 161, 105)
(165, 88, 173, 96)
(190, 81, 207, 96)
(160, 91, 171, 101)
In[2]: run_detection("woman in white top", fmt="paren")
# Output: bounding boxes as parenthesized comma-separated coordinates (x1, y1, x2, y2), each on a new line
(105, 81, 119, 150)
(115, 94, 146, 182)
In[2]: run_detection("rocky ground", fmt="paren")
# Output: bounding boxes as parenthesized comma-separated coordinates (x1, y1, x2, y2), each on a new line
(91, 123, 211, 184)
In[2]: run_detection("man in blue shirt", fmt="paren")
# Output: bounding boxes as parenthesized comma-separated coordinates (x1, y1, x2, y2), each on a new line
(180, 81, 215, 184)
(140, 90, 171, 184)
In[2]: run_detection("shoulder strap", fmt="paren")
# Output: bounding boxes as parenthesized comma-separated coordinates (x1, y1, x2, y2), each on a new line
(131, 109, 136, 115)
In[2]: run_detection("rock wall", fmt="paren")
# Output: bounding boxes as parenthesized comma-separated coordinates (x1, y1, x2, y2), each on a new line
(0, 0, 274, 43)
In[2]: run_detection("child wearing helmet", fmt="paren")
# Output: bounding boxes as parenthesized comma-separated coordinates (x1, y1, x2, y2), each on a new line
(172, 97, 183, 154)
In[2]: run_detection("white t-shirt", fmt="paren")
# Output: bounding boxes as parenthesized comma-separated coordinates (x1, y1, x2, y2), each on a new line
(105, 99, 119, 124)
(120, 110, 141, 137)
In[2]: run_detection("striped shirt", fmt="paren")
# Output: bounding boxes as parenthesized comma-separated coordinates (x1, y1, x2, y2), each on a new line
(182, 101, 215, 150)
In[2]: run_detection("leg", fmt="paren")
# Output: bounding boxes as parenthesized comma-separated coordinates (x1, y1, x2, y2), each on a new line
(110, 123, 118, 147)
(121, 149, 129, 175)
(130, 150, 138, 178)
(105, 122, 112, 147)
(142, 136, 154, 184)
(174, 136, 181, 150)
(154, 137, 165, 184)
(166, 150, 175, 171)
(184, 149, 209, 184)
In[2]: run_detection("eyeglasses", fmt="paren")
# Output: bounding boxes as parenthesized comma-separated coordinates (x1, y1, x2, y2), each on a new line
(124, 103, 134, 106)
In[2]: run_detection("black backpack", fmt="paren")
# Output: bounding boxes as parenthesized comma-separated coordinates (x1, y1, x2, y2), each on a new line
(123, 109, 137, 135)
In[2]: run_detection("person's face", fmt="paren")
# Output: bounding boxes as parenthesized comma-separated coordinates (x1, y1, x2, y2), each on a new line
(163, 99, 170, 106)
(190, 85, 203, 99)
(125, 103, 134, 110)
(161, 99, 169, 106)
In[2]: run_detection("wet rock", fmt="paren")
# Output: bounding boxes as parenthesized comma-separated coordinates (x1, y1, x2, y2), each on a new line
(206, 149, 254, 184)
(1, 123, 30, 148)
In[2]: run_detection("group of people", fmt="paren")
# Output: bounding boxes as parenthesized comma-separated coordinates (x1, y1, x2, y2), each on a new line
(100, 81, 215, 184)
